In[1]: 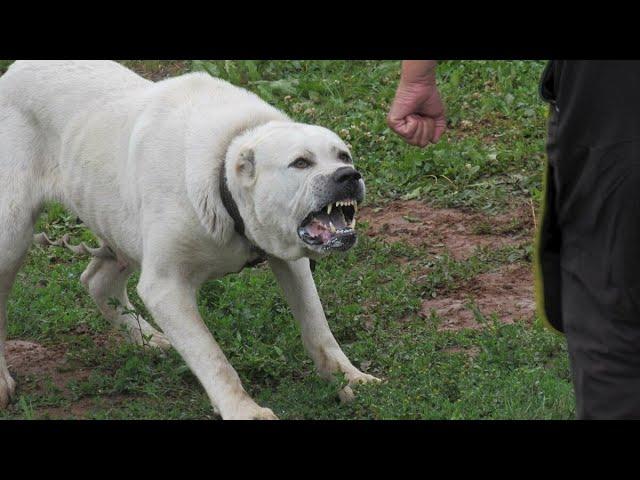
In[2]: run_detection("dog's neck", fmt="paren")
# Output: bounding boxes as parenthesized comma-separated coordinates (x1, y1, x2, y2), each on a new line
(219, 135, 319, 273)
(218, 154, 266, 263)
(219, 159, 245, 237)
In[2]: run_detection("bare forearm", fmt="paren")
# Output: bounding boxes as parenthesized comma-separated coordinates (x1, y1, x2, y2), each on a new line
(387, 60, 446, 147)
(400, 60, 438, 85)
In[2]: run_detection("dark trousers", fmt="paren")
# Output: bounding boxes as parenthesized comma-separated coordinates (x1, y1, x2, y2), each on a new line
(537, 61, 640, 419)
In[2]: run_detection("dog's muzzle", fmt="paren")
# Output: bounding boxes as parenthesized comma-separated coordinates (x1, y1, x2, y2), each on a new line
(297, 167, 364, 252)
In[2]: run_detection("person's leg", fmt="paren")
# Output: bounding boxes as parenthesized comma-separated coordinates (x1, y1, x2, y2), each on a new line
(562, 156, 640, 419)
(550, 61, 640, 419)
(561, 137, 640, 418)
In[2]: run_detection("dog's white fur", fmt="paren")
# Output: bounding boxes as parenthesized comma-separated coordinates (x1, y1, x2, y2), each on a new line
(0, 61, 378, 419)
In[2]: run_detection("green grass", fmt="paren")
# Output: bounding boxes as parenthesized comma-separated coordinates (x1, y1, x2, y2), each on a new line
(0, 60, 574, 419)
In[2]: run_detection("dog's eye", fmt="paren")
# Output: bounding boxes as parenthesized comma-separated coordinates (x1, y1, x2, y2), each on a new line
(290, 157, 311, 169)
(338, 151, 352, 163)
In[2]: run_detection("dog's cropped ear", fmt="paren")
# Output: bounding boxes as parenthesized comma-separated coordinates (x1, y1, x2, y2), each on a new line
(236, 148, 255, 179)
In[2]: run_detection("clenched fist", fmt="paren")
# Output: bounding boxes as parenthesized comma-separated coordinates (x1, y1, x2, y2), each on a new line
(387, 60, 447, 147)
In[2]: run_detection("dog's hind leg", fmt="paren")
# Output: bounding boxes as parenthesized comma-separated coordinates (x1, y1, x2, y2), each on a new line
(0, 194, 41, 409)
(80, 257, 171, 349)
(0, 96, 58, 407)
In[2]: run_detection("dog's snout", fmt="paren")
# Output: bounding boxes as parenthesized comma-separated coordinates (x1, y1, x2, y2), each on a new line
(332, 167, 362, 184)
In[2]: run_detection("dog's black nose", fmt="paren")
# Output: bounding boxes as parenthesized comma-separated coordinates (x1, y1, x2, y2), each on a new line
(332, 167, 362, 184)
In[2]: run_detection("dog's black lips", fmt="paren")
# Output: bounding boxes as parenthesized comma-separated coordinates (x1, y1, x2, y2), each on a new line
(297, 198, 358, 252)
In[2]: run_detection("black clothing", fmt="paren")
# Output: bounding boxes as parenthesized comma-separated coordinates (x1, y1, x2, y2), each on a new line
(536, 61, 640, 419)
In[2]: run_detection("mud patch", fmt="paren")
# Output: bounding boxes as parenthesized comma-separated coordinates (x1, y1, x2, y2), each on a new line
(360, 200, 533, 260)
(420, 263, 535, 331)
(125, 61, 191, 82)
(4, 335, 129, 419)
(6, 340, 74, 382)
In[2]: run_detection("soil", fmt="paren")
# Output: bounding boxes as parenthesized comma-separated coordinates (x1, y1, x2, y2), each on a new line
(127, 61, 191, 82)
(4, 334, 125, 419)
(420, 263, 535, 331)
(359, 200, 533, 260)
(360, 200, 536, 331)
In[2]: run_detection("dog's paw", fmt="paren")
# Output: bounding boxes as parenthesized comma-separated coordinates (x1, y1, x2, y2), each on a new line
(225, 402, 279, 420)
(347, 371, 382, 385)
(338, 371, 381, 404)
(0, 367, 16, 409)
(248, 407, 279, 420)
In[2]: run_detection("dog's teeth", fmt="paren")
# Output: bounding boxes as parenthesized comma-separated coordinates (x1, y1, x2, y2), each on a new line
(327, 203, 332, 215)
(329, 221, 336, 233)
(350, 218, 356, 229)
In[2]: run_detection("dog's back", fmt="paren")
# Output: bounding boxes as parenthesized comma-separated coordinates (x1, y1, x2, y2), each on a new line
(0, 61, 286, 255)
(0, 61, 150, 135)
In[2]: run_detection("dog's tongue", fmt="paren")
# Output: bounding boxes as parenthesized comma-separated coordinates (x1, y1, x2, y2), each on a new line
(304, 210, 348, 243)
(306, 220, 332, 243)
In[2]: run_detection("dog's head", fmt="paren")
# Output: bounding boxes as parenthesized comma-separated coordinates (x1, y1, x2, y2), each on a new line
(225, 121, 365, 260)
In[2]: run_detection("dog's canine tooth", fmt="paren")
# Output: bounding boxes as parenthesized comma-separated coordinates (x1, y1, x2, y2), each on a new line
(327, 203, 332, 215)
(350, 218, 356, 229)
(329, 221, 337, 233)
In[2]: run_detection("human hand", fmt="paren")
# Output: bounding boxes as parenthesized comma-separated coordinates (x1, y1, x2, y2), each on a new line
(387, 60, 447, 147)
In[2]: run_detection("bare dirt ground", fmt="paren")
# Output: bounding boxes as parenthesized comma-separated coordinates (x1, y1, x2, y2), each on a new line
(125, 61, 191, 82)
(360, 200, 534, 260)
(360, 200, 537, 331)
(5, 334, 124, 419)
(420, 263, 535, 331)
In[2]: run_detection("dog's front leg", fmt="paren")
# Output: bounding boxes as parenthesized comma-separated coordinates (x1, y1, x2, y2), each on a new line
(137, 269, 277, 420)
(269, 257, 380, 401)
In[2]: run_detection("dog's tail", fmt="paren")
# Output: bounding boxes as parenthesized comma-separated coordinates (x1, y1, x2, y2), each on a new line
(33, 233, 116, 260)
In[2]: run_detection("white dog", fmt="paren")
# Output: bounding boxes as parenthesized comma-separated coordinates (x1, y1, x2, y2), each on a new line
(0, 60, 379, 419)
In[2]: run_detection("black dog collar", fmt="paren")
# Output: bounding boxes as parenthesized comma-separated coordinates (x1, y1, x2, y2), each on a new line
(219, 159, 266, 266)
(219, 159, 246, 237)
(218, 158, 317, 272)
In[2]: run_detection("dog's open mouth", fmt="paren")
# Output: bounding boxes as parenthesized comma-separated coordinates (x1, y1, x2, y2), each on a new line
(297, 199, 358, 252)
